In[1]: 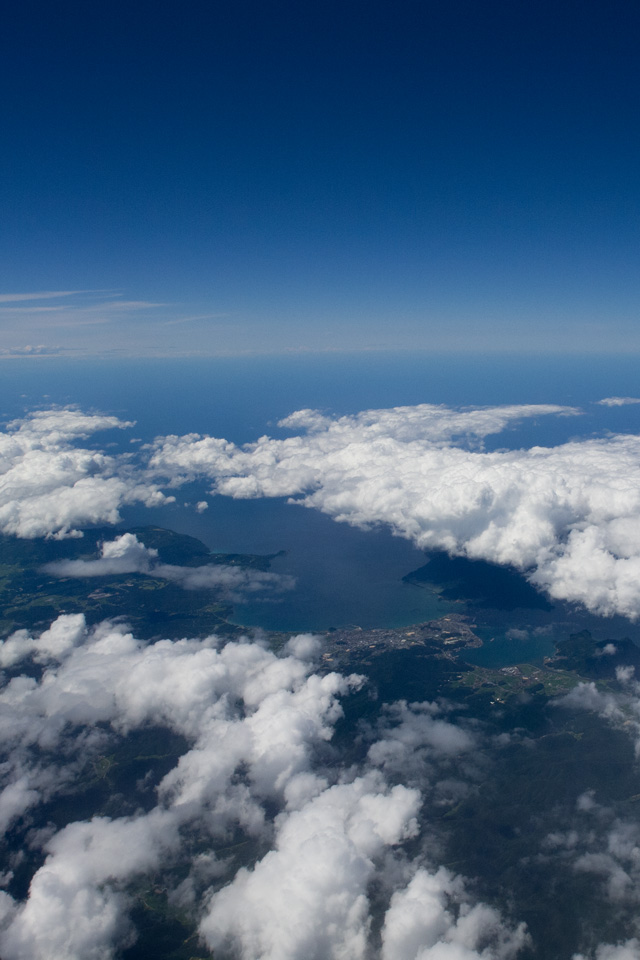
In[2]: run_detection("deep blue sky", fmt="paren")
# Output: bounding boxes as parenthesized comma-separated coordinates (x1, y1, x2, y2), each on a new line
(2, 0, 640, 356)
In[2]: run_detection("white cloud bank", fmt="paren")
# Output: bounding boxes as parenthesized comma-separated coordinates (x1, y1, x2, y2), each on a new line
(7, 402, 640, 957)
(146, 402, 640, 620)
(0, 409, 170, 538)
(8, 401, 640, 620)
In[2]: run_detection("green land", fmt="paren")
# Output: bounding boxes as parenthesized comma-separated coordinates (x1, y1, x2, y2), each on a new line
(3, 529, 640, 960)
(0, 525, 278, 641)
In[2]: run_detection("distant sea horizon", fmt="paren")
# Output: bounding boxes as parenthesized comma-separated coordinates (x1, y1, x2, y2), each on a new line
(3, 350, 640, 440)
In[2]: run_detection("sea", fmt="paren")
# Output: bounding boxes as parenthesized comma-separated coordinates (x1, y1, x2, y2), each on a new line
(2, 351, 640, 661)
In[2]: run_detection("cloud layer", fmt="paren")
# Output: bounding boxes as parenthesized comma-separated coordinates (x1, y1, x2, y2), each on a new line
(0, 614, 524, 960)
(0, 409, 169, 538)
(147, 402, 640, 619)
(6, 402, 640, 957)
(8, 400, 640, 620)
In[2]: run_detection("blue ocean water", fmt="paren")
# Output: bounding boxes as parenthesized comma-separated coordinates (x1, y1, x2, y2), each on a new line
(2, 351, 640, 443)
(2, 352, 640, 638)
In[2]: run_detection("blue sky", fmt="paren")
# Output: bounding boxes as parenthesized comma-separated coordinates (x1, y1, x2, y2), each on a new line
(2, 0, 640, 356)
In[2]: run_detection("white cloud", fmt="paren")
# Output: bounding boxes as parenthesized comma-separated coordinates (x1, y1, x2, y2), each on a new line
(541, 786, 640, 917)
(0, 410, 170, 538)
(557, 683, 624, 722)
(0, 345, 64, 358)
(574, 941, 640, 960)
(200, 773, 421, 960)
(0, 613, 86, 668)
(381, 867, 529, 960)
(597, 398, 640, 407)
(0, 291, 87, 304)
(367, 701, 475, 776)
(0, 613, 525, 960)
(0, 809, 180, 960)
(44, 533, 295, 598)
(14, 400, 640, 619)
(0, 616, 370, 957)
(155, 562, 294, 596)
(146, 402, 640, 619)
(285, 633, 322, 660)
(10, 400, 640, 958)
(0, 617, 344, 840)
(44, 533, 158, 577)
(556, 668, 640, 757)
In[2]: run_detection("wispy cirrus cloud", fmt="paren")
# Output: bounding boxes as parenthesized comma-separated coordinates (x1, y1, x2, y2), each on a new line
(161, 312, 231, 326)
(0, 290, 228, 357)
(0, 291, 91, 303)
(0, 297, 165, 324)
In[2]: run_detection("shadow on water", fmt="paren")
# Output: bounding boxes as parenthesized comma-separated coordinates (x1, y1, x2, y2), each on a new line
(404, 552, 553, 611)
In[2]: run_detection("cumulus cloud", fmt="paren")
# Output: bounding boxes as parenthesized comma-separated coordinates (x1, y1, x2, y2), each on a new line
(44, 533, 159, 576)
(557, 683, 625, 723)
(157, 562, 295, 597)
(367, 700, 475, 776)
(597, 398, 640, 407)
(381, 867, 529, 960)
(9, 400, 640, 957)
(556, 668, 640, 756)
(0, 614, 525, 960)
(541, 787, 640, 915)
(44, 533, 295, 598)
(12, 400, 640, 619)
(1, 809, 181, 960)
(200, 772, 525, 960)
(146, 401, 640, 619)
(0, 409, 170, 538)
(0, 615, 368, 957)
(540, 812, 640, 960)
(575, 941, 640, 960)
(200, 773, 421, 960)
(0, 613, 86, 668)
(360, 701, 484, 813)
(0, 615, 357, 778)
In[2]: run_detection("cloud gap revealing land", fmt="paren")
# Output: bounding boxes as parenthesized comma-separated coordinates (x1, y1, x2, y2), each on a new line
(2, 382, 640, 960)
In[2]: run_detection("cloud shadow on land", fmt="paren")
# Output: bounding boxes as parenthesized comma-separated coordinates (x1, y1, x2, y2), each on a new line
(404, 552, 554, 611)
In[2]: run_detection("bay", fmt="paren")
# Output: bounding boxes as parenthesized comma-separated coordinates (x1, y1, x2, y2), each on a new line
(2, 351, 640, 635)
